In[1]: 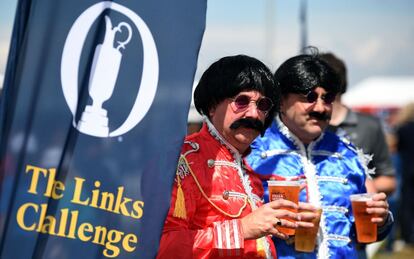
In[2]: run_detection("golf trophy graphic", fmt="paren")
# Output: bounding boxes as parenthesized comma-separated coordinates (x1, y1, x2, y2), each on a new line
(77, 15, 132, 137)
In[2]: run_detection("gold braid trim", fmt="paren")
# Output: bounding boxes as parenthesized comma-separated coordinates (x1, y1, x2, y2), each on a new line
(179, 155, 248, 218)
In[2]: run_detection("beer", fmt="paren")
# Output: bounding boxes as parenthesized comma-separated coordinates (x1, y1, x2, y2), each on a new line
(267, 180, 300, 235)
(350, 193, 377, 243)
(295, 208, 322, 252)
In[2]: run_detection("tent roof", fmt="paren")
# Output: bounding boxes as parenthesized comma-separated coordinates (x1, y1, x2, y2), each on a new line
(343, 76, 414, 108)
(188, 102, 203, 123)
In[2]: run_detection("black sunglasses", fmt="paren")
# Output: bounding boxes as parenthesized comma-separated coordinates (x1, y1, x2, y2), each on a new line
(231, 94, 274, 113)
(303, 90, 336, 105)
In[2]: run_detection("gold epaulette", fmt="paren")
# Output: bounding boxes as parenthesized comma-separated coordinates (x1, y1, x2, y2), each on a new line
(173, 141, 199, 219)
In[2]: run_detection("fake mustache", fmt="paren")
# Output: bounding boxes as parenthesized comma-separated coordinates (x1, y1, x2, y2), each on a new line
(230, 118, 265, 133)
(309, 111, 331, 121)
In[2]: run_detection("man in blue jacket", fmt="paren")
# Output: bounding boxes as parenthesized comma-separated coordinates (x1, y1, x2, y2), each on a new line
(247, 52, 393, 258)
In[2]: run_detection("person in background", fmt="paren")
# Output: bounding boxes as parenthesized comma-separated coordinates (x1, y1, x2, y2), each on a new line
(157, 55, 316, 258)
(383, 128, 402, 252)
(395, 102, 414, 245)
(248, 51, 393, 258)
(321, 53, 396, 196)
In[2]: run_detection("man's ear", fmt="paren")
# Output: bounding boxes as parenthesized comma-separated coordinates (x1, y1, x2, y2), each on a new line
(209, 107, 216, 118)
(279, 96, 287, 115)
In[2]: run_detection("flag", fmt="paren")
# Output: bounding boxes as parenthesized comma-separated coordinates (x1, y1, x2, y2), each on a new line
(0, 0, 206, 258)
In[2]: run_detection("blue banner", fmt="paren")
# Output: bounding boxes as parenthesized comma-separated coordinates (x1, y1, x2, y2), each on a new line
(0, 0, 206, 258)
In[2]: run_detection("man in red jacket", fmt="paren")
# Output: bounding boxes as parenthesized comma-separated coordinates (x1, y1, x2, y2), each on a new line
(157, 55, 316, 258)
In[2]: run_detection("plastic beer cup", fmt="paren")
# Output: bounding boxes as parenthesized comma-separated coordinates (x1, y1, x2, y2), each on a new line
(350, 193, 377, 243)
(295, 208, 322, 252)
(267, 180, 301, 235)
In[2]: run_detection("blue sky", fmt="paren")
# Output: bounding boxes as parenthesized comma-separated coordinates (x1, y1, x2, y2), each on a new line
(196, 0, 414, 88)
(0, 0, 17, 85)
(1, 0, 414, 89)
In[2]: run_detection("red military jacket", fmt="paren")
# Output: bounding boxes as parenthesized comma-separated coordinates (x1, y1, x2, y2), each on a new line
(157, 121, 276, 258)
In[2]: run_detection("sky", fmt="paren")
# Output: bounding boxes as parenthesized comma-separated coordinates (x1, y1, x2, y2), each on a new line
(1, 0, 414, 90)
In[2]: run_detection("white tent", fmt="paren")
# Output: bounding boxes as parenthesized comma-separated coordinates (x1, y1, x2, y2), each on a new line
(188, 80, 203, 123)
(188, 102, 203, 123)
(343, 76, 414, 108)
(187, 81, 203, 123)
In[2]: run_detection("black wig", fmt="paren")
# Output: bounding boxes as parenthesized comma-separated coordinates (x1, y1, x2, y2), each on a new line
(274, 53, 341, 96)
(194, 55, 279, 129)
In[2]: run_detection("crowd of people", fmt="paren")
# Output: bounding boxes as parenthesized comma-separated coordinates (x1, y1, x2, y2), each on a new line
(156, 49, 414, 258)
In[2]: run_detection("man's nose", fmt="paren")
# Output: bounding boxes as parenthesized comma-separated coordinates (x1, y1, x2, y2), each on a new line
(312, 98, 326, 112)
(244, 103, 260, 118)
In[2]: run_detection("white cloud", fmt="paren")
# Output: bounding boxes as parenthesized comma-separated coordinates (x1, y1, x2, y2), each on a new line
(352, 38, 382, 65)
(196, 24, 270, 80)
(199, 25, 266, 58)
(196, 22, 301, 77)
(348, 29, 414, 75)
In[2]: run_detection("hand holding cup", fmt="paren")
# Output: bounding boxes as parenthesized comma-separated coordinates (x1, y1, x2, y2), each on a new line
(267, 180, 301, 235)
(240, 198, 300, 240)
(351, 193, 379, 243)
(295, 203, 322, 252)
(365, 192, 389, 227)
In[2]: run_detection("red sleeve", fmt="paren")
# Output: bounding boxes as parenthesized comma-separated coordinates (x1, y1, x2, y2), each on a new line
(157, 173, 245, 258)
